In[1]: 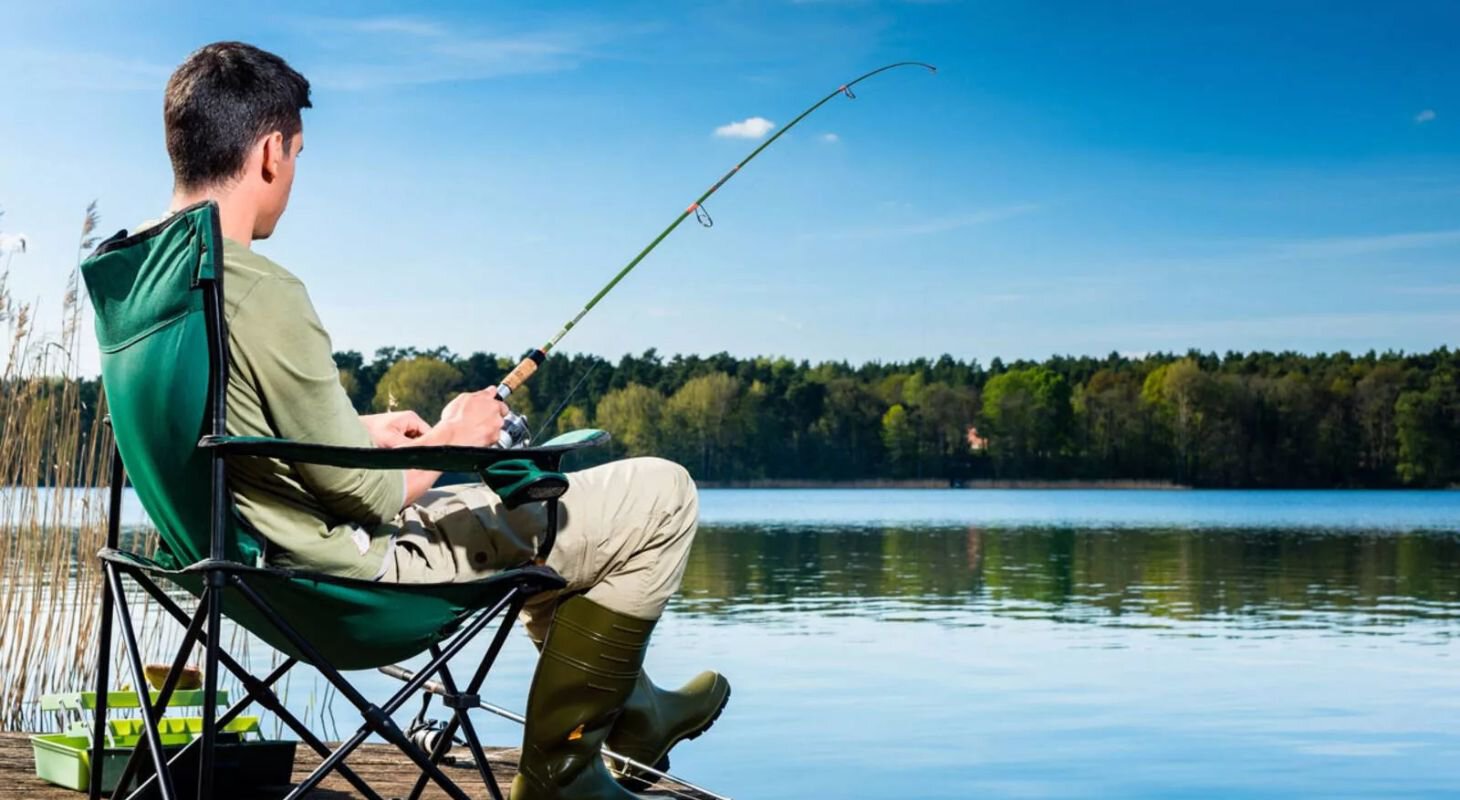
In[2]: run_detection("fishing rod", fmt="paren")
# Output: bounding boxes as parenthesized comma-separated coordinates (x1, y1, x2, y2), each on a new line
(492, 60, 937, 447)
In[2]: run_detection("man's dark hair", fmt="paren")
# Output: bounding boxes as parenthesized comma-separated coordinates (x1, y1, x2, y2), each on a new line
(164, 42, 312, 189)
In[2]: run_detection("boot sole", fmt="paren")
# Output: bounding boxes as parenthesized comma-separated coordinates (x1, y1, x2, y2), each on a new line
(616, 680, 732, 792)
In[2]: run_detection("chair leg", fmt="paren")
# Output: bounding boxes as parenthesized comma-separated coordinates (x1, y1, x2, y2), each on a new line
(406, 610, 517, 800)
(230, 574, 516, 800)
(87, 563, 117, 800)
(198, 573, 225, 800)
(111, 589, 209, 798)
(431, 596, 525, 800)
(126, 575, 388, 800)
(106, 568, 178, 800)
(91, 447, 124, 800)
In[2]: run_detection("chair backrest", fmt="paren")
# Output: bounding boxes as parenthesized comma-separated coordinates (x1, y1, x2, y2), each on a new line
(82, 201, 261, 567)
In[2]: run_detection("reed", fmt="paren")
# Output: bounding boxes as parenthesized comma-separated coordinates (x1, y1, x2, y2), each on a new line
(0, 202, 118, 730)
(0, 205, 342, 735)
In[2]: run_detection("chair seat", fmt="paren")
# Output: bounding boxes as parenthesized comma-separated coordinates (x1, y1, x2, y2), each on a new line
(102, 549, 565, 670)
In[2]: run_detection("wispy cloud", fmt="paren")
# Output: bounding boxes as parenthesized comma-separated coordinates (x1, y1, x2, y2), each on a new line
(819, 132, 840, 143)
(1265, 229, 1460, 260)
(300, 14, 644, 90)
(0, 48, 170, 92)
(1116, 227, 1460, 277)
(1415, 109, 1437, 124)
(714, 117, 776, 139)
(1389, 284, 1460, 296)
(1100, 311, 1460, 345)
(345, 16, 452, 38)
(805, 203, 1040, 241)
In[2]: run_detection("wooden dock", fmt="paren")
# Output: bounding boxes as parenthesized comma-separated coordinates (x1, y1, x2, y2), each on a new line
(0, 732, 713, 799)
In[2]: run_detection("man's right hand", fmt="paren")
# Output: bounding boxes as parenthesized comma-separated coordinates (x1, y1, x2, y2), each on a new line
(398, 387, 512, 508)
(434, 387, 511, 447)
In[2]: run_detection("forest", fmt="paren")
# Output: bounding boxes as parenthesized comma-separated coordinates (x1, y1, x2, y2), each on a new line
(325, 346, 1460, 488)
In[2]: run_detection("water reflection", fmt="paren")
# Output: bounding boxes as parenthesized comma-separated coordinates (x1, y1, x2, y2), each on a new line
(674, 525, 1460, 637)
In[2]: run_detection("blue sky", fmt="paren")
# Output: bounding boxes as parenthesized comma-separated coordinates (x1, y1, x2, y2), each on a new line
(2, 1, 1456, 374)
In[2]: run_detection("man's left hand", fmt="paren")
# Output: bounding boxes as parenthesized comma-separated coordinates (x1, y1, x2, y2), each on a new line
(361, 411, 432, 448)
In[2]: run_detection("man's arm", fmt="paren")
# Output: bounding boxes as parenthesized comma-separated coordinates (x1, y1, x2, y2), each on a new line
(230, 277, 404, 526)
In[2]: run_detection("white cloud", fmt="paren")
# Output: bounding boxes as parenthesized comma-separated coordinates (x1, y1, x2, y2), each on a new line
(714, 117, 775, 139)
(1415, 109, 1437, 124)
(820, 132, 840, 143)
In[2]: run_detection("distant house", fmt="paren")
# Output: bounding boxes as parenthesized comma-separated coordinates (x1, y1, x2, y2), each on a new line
(966, 426, 987, 451)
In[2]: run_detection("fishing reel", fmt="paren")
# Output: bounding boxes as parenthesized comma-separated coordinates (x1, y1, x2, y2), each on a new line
(498, 409, 531, 449)
(406, 720, 454, 757)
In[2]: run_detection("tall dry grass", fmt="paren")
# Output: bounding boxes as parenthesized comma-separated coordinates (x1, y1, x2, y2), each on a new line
(0, 205, 343, 736)
(0, 202, 121, 730)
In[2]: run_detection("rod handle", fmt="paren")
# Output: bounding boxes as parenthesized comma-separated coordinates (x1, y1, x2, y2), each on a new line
(499, 349, 546, 396)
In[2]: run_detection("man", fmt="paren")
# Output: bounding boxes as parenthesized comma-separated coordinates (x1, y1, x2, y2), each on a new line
(150, 42, 729, 799)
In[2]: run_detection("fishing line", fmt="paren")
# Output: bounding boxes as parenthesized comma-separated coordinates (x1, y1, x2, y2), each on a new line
(531, 360, 600, 442)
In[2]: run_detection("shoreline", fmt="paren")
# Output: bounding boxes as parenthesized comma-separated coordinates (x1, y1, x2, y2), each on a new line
(695, 478, 1190, 490)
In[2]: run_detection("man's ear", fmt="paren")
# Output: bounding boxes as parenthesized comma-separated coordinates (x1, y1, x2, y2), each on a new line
(260, 131, 286, 183)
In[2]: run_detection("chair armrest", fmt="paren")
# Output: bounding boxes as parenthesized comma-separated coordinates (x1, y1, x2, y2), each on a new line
(199, 429, 610, 473)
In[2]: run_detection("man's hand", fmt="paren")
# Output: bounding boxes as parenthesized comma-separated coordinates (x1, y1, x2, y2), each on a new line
(434, 387, 510, 447)
(361, 411, 432, 448)
(397, 388, 511, 508)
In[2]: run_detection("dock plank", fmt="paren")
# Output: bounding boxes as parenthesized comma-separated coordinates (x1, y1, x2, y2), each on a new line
(0, 731, 709, 799)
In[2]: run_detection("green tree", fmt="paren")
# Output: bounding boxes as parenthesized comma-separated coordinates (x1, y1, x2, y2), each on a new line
(1142, 358, 1210, 482)
(1396, 370, 1460, 485)
(594, 383, 666, 457)
(338, 368, 362, 408)
(916, 383, 978, 477)
(811, 378, 885, 479)
(555, 404, 589, 435)
(981, 366, 1071, 476)
(880, 403, 918, 477)
(371, 356, 462, 421)
(1075, 368, 1150, 477)
(665, 372, 743, 479)
(1355, 364, 1404, 478)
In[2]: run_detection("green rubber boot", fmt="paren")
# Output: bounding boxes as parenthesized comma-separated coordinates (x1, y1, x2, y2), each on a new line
(510, 595, 655, 800)
(606, 670, 732, 791)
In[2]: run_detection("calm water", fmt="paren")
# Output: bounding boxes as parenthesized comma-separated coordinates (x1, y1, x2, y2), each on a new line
(363, 490, 1460, 799)
(15, 489, 1460, 798)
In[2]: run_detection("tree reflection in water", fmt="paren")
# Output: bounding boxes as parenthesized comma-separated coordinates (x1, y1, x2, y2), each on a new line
(673, 525, 1460, 635)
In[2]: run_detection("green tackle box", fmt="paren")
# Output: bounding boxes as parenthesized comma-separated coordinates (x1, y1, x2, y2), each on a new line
(31, 690, 297, 797)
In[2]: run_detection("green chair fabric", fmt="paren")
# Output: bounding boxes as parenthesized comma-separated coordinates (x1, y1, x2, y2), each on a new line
(81, 202, 603, 671)
(82, 204, 259, 568)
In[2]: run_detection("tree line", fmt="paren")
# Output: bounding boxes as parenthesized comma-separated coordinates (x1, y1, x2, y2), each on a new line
(330, 346, 1460, 488)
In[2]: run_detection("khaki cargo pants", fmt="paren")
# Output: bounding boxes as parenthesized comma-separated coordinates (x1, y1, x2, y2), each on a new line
(377, 456, 698, 641)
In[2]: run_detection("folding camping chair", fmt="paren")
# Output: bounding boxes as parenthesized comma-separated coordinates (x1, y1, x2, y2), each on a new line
(80, 200, 605, 800)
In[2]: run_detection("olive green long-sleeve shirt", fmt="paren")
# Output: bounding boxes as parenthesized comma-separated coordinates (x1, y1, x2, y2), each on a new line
(220, 238, 402, 578)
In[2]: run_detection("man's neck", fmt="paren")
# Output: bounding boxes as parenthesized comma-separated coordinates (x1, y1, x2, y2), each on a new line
(170, 187, 257, 248)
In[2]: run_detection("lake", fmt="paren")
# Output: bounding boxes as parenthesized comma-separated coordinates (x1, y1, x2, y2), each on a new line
(10, 488, 1460, 798)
